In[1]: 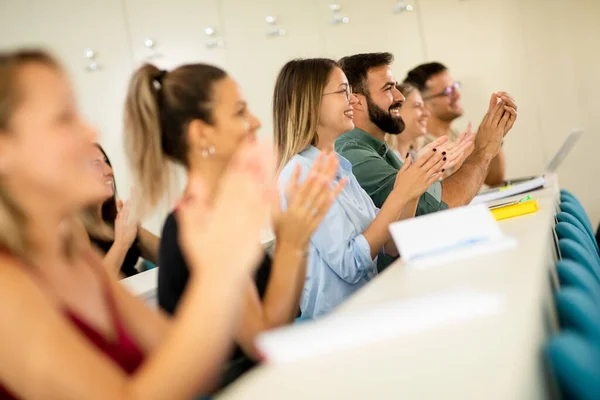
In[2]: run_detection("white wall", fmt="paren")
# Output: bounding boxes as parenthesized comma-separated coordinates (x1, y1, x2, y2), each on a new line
(1, 0, 599, 232)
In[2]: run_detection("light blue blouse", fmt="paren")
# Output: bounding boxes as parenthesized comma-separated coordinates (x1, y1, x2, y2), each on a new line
(278, 146, 380, 318)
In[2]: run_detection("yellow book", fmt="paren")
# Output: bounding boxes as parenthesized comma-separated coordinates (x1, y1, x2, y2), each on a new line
(491, 199, 539, 221)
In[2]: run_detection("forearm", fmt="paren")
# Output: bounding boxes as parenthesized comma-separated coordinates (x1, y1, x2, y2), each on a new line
(138, 228, 160, 264)
(441, 149, 494, 208)
(363, 192, 407, 259)
(103, 242, 130, 277)
(484, 149, 506, 186)
(131, 273, 245, 399)
(262, 242, 306, 326)
(234, 243, 306, 360)
(399, 198, 418, 220)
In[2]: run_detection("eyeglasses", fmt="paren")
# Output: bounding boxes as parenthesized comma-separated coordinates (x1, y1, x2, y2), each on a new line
(422, 81, 461, 101)
(323, 85, 353, 102)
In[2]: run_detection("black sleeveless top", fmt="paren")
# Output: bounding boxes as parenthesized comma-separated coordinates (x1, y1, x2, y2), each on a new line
(90, 236, 141, 278)
(158, 212, 272, 389)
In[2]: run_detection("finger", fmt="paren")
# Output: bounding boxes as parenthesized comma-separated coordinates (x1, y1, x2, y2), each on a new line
(177, 182, 210, 228)
(415, 136, 448, 167)
(400, 154, 412, 171)
(429, 152, 447, 174)
(505, 110, 517, 133)
(427, 172, 443, 185)
(422, 150, 445, 173)
(503, 105, 517, 118)
(285, 164, 302, 200)
(499, 106, 517, 134)
(496, 92, 516, 110)
(465, 121, 473, 136)
(311, 152, 326, 176)
(323, 154, 339, 180)
(490, 100, 506, 127)
(310, 178, 346, 226)
(499, 108, 512, 132)
(454, 131, 468, 146)
(488, 93, 499, 111)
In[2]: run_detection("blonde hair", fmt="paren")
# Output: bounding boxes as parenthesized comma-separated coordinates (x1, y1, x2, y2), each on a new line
(385, 82, 418, 152)
(123, 63, 227, 217)
(0, 49, 62, 259)
(273, 58, 339, 171)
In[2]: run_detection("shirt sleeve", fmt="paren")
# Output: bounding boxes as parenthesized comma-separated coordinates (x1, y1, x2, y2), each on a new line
(278, 159, 375, 285)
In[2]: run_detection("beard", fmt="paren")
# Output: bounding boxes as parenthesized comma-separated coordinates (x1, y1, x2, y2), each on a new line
(366, 95, 405, 135)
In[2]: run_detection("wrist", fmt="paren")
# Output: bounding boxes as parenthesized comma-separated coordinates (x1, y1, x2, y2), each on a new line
(275, 239, 309, 258)
(473, 143, 496, 163)
(113, 237, 132, 251)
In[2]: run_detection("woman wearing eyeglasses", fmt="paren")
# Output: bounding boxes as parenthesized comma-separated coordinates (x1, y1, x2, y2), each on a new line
(274, 58, 447, 319)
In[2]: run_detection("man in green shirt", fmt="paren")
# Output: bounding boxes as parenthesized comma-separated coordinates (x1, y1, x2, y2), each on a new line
(336, 52, 517, 215)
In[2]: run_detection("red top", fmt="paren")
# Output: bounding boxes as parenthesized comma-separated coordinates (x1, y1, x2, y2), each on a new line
(0, 255, 145, 398)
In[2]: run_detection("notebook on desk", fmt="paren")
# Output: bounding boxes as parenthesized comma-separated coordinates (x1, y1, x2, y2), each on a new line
(470, 129, 583, 205)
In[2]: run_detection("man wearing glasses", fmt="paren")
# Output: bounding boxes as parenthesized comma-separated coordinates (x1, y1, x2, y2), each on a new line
(405, 62, 506, 186)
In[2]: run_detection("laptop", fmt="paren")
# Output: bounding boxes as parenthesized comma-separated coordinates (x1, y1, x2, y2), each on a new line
(470, 129, 583, 205)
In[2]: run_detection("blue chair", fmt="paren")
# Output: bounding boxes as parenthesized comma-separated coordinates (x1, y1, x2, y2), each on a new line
(560, 189, 580, 204)
(545, 331, 600, 400)
(556, 260, 600, 306)
(555, 223, 600, 264)
(555, 287, 600, 342)
(557, 212, 598, 251)
(561, 202, 599, 254)
(559, 239, 600, 284)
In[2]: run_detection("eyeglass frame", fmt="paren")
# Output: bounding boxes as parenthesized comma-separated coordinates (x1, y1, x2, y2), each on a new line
(322, 85, 353, 102)
(422, 81, 461, 101)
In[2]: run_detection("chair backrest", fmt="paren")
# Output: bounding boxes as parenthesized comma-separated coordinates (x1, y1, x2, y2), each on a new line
(555, 287, 600, 342)
(556, 260, 600, 306)
(560, 202, 598, 254)
(557, 211, 594, 242)
(559, 239, 600, 284)
(560, 189, 580, 204)
(545, 331, 600, 400)
(556, 222, 600, 263)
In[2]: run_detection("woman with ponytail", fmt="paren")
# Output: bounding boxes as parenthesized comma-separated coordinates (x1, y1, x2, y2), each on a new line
(123, 62, 342, 388)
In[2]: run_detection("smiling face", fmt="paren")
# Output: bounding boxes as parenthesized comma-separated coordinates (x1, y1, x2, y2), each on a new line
(89, 145, 115, 200)
(363, 65, 406, 135)
(423, 70, 463, 122)
(187, 75, 262, 167)
(318, 67, 358, 140)
(399, 89, 430, 140)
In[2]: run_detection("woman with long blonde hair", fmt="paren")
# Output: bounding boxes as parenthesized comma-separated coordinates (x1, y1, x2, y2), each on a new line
(274, 58, 446, 318)
(0, 49, 274, 399)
